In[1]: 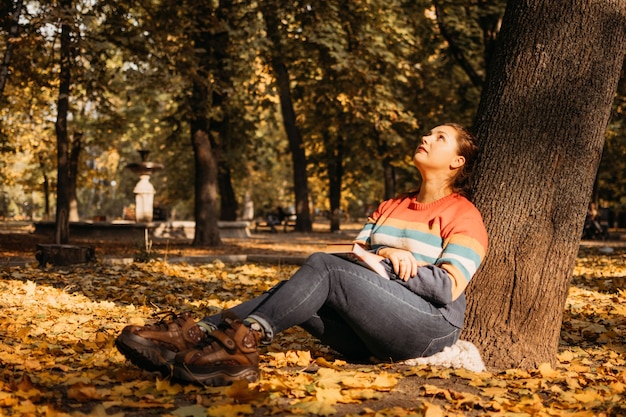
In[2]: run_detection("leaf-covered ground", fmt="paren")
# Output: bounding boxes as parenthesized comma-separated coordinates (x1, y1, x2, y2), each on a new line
(1, 232, 626, 416)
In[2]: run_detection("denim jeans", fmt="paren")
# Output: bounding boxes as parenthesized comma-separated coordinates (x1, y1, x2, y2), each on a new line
(201, 252, 460, 362)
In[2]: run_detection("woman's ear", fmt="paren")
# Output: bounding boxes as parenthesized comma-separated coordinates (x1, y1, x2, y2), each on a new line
(451, 155, 466, 169)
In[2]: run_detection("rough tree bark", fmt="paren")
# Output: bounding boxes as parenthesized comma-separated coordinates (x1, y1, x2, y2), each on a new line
(464, 0, 626, 368)
(54, 0, 72, 245)
(190, 26, 221, 246)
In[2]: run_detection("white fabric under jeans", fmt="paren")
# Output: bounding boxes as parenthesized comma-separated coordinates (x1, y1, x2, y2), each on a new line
(201, 252, 461, 362)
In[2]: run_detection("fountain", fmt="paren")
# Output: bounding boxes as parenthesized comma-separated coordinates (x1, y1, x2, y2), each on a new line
(34, 150, 166, 263)
(125, 150, 164, 223)
(34, 147, 251, 245)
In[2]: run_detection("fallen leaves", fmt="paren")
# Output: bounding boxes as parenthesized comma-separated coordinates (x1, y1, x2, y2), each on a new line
(0, 246, 625, 415)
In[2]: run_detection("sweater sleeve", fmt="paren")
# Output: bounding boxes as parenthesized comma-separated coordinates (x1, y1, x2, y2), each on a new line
(398, 202, 488, 304)
(394, 264, 453, 306)
(436, 209, 488, 300)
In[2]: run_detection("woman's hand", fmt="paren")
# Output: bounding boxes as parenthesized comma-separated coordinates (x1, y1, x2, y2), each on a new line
(378, 248, 425, 281)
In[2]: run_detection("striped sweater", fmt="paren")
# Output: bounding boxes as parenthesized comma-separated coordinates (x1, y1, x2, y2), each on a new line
(354, 193, 488, 327)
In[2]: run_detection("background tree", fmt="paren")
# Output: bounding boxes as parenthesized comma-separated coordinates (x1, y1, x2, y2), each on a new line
(0, 0, 22, 101)
(54, 0, 74, 244)
(465, 0, 626, 368)
(260, 1, 313, 232)
(595, 60, 626, 222)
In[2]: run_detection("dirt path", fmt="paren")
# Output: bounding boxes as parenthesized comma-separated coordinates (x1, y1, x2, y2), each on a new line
(0, 221, 364, 266)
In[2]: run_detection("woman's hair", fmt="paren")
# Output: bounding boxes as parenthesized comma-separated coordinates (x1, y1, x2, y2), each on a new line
(444, 123, 480, 197)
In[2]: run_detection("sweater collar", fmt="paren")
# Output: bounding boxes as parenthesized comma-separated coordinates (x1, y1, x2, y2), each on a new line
(408, 193, 459, 211)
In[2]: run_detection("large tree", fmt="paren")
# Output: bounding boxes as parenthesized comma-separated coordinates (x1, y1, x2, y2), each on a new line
(260, 1, 313, 232)
(54, 0, 74, 244)
(464, 0, 626, 368)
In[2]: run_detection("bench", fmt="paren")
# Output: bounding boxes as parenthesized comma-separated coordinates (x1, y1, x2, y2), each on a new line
(283, 214, 297, 231)
(254, 215, 297, 233)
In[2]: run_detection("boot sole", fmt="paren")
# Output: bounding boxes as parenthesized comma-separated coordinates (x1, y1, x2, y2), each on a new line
(172, 364, 259, 386)
(115, 330, 176, 376)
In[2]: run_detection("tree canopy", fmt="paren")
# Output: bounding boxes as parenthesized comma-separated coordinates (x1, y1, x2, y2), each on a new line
(0, 0, 501, 222)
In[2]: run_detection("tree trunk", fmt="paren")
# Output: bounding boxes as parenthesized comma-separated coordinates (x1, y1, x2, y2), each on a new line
(43, 173, 50, 220)
(55, 0, 72, 245)
(374, 132, 396, 199)
(38, 153, 51, 220)
(325, 132, 344, 232)
(464, 0, 626, 369)
(188, 4, 222, 246)
(210, 1, 239, 222)
(433, 0, 484, 88)
(190, 31, 221, 247)
(382, 157, 395, 200)
(191, 120, 221, 247)
(68, 132, 82, 222)
(261, 4, 313, 232)
(210, 83, 239, 222)
(0, 0, 23, 100)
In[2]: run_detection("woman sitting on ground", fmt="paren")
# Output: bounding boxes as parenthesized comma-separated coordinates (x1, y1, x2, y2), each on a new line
(115, 123, 489, 386)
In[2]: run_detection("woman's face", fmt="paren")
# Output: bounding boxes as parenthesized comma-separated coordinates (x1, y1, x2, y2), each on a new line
(413, 125, 465, 173)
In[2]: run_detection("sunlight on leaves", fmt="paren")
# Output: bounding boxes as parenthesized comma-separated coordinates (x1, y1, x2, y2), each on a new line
(1, 247, 625, 416)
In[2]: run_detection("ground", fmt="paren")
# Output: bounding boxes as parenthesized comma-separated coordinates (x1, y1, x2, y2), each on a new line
(0, 223, 625, 416)
(0, 221, 362, 263)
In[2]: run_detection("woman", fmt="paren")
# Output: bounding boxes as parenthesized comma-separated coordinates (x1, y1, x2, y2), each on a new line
(115, 123, 488, 386)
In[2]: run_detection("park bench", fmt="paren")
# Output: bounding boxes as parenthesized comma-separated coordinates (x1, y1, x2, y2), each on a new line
(254, 214, 297, 233)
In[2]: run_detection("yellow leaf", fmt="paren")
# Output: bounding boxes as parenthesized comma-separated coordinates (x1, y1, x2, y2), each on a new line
(22, 358, 43, 371)
(505, 368, 531, 378)
(206, 403, 254, 417)
(422, 384, 453, 401)
(0, 391, 18, 407)
(225, 379, 267, 402)
(558, 350, 576, 362)
(284, 349, 311, 366)
(315, 357, 345, 370)
(452, 368, 483, 380)
(316, 368, 343, 389)
(155, 378, 183, 395)
(67, 382, 106, 402)
(290, 399, 337, 416)
(371, 372, 398, 390)
(345, 388, 383, 401)
(573, 390, 602, 403)
(479, 386, 510, 398)
(315, 387, 346, 404)
(609, 381, 625, 394)
(110, 384, 134, 398)
(13, 400, 38, 414)
(538, 362, 560, 378)
(122, 400, 175, 409)
(422, 400, 447, 417)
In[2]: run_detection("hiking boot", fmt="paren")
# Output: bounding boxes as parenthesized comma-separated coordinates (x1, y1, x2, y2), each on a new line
(115, 311, 207, 375)
(172, 313, 261, 386)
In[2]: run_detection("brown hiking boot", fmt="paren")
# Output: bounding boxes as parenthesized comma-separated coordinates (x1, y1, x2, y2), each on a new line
(172, 313, 261, 386)
(115, 311, 207, 375)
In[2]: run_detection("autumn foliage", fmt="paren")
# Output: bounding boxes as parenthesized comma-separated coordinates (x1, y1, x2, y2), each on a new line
(0, 244, 625, 416)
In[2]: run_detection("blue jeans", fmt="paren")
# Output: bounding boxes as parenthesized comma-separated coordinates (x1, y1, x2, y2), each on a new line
(201, 252, 460, 362)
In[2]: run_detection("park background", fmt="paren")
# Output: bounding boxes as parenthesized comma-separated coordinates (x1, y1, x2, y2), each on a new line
(2, 0, 626, 231)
